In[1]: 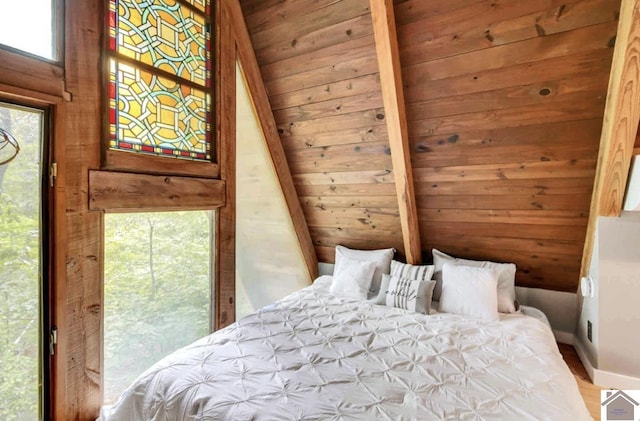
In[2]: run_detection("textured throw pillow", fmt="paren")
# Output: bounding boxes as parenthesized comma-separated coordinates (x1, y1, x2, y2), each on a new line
(439, 263, 500, 322)
(432, 248, 517, 313)
(330, 256, 377, 300)
(334, 245, 395, 296)
(374, 273, 436, 314)
(390, 260, 435, 282)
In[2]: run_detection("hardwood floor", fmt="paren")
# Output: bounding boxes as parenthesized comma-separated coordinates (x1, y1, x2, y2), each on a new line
(558, 343, 604, 419)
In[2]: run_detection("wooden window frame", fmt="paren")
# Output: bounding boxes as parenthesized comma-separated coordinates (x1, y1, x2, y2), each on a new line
(102, 0, 221, 178)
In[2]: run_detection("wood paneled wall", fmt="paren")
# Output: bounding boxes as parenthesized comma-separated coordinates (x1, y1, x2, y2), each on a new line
(399, 0, 618, 291)
(240, 0, 405, 264)
(240, 0, 620, 291)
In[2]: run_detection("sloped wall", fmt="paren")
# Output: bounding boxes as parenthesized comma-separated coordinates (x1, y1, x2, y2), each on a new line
(240, 0, 619, 292)
(236, 63, 311, 318)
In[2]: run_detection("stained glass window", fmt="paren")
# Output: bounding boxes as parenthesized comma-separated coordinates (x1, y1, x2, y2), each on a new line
(108, 0, 213, 161)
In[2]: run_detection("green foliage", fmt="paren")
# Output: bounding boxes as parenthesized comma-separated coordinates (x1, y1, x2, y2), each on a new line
(0, 106, 43, 420)
(0, 103, 215, 416)
(103, 211, 213, 403)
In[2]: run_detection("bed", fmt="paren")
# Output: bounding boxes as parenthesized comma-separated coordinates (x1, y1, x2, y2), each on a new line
(100, 270, 591, 420)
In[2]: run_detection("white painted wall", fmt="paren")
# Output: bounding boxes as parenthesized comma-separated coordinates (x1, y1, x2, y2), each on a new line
(235, 62, 310, 319)
(576, 211, 640, 387)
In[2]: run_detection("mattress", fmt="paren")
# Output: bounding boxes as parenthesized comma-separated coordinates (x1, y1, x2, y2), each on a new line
(100, 276, 591, 420)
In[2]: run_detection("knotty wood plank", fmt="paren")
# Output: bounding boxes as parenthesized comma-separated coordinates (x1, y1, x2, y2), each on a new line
(403, 21, 617, 84)
(417, 193, 592, 211)
(88, 170, 226, 212)
(310, 231, 405, 253)
(281, 124, 388, 150)
(277, 107, 387, 137)
(273, 90, 383, 123)
(408, 96, 606, 138)
(399, 0, 617, 65)
(255, 14, 374, 65)
(415, 177, 596, 196)
(428, 233, 584, 257)
(230, 0, 318, 282)
(295, 182, 398, 197)
(427, 0, 617, 62)
(293, 168, 394, 186)
(421, 242, 582, 269)
(405, 48, 613, 104)
(411, 119, 603, 168)
(303, 206, 401, 230)
(370, 0, 421, 263)
(249, 0, 371, 50)
(582, 0, 640, 276)
(261, 36, 376, 82)
(418, 208, 588, 226)
(413, 159, 596, 183)
(270, 73, 381, 111)
(243, 0, 342, 34)
(287, 140, 392, 174)
(420, 221, 588, 242)
(394, 0, 485, 26)
(265, 54, 380, 97)
(300, 195, 399, 209)
(407, 73, 609, 121)
(413, 141, 598, 170)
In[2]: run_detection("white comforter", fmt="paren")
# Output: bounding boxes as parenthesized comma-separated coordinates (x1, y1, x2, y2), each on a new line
(101, 276, 591, 420)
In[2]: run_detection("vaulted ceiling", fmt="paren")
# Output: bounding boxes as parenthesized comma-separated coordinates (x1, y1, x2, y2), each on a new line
(237, 0, 625, 292)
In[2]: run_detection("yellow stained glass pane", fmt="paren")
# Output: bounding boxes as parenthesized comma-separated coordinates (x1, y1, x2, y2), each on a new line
(115, 0, 209, 86)
(108, 59, 210, 160)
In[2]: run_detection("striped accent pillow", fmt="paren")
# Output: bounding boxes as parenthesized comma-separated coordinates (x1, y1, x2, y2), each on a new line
(390, 260, 435, 282)
(378, 274, 436, 314)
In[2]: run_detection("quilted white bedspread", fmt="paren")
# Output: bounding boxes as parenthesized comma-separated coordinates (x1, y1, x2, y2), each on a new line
(101, 276, 591, 420)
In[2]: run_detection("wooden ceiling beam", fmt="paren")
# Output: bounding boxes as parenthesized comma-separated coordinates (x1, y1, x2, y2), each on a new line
(370, 0, 422, 264)
(229, 0, 318, 280)
(581, 0, 640, 277)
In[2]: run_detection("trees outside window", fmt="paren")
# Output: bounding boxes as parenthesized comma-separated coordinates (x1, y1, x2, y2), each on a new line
(103, 211, 214, 403)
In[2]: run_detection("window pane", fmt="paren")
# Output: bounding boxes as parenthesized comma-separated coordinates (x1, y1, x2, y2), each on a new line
(0, 1, 54, 59)
(108, 59, 211, 160)
(0, 104, 44, 420)
(103, 211, 214, 403)
(111, 0, 210, 85)
(107, 0, 214, 162)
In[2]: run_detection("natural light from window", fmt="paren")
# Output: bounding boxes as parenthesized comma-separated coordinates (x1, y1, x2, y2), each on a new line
(0, 103, 45, 420)
(103, 211, 215, 404)
(0, 0, 54, 59)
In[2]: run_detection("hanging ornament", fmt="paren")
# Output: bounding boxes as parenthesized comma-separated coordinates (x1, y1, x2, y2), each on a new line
(0, 128, 20, 165)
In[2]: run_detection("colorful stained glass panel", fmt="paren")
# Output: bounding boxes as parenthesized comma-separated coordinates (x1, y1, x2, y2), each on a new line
(108, 0, 213, 162)
(109, 59, 211, 160)
(111, 0, 210, 87)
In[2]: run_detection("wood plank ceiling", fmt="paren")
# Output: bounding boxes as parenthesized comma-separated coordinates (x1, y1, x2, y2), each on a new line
(238, 0, 621, 292)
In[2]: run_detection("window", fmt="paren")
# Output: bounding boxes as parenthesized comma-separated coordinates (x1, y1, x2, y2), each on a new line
(103, 211, 214, 403)
(0, 0, 58, 60)
(0, 103, 49, 420)
(106, 0, 215, 172)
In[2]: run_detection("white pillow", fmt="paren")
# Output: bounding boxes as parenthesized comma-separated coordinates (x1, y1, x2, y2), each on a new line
(432, 248, 517, 313)
(374, 273, 436, 314)
(334, 245, 394, 296)
(390, 260, 434, 281)
(439, 263, 500, 322)
(330, 257, 377, 300)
